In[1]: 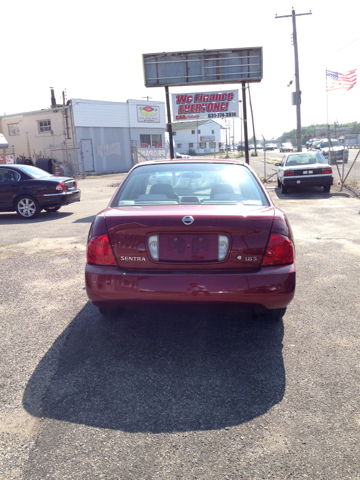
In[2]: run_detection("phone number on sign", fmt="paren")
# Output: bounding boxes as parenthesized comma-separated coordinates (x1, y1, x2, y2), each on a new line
(208, 112, 237, 118)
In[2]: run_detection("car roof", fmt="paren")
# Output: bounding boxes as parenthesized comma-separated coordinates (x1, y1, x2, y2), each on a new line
(287, 151, 320, 156)
(0, 164, 26, 169)
(134, 158, 247, 167)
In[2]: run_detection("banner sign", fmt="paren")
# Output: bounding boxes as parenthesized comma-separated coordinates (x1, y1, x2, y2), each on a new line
(137, 104, 160, 123)
(138, 148, 170, 161)
(200, 135, 215, 142)
(6, 155, 14, 164)
(172, 89, 239, 121)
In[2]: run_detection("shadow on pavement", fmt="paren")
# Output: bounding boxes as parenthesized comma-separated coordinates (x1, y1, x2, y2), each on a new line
(273, 185, 351, 199)
(0, 211, 73, 224)
(23, 303, 285, 433)
(73, 215, 95, 223)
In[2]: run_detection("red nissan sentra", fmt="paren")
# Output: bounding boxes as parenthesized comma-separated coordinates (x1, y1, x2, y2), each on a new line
(85, 159, 296, 321)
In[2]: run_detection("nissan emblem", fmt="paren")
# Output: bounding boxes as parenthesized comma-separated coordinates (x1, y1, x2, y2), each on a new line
(182, 216, 194, 225)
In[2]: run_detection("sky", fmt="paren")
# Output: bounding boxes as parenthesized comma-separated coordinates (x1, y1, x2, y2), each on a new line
(2, 0, 359, 142)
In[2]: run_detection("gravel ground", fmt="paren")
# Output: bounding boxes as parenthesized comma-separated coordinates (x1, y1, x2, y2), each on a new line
(0, 173, 359, 479)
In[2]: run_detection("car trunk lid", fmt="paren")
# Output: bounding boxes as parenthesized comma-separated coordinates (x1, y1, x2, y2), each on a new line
(105, 204, 275, 271)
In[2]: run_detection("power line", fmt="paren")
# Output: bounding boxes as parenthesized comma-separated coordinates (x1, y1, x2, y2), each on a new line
(331, 36, 360, 55)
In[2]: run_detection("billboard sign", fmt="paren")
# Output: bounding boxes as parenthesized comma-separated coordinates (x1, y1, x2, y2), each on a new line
(137, 104, 160, 123)
(172, 89, 239, 121)
(143, 47, 262, 88)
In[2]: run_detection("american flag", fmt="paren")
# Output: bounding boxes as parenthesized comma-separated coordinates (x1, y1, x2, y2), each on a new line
(326, 69, 357, 92)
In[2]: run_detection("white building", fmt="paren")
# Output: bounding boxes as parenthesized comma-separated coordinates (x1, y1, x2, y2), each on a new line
(0, 97, 167, 174)
(172, 120, 222, 156)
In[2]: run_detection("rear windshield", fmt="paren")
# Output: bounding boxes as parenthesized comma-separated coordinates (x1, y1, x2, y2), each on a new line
(112, 163, 269, 207)
(19, 166, 50, 178)
(320, 140, 341, 148)
(286, 153, 327, 166)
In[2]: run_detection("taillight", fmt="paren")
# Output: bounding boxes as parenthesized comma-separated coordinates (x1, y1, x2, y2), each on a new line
(284, 171, 295, 177)
(55, 182, 66, 191)
(75, 179, 78, 188)
(262, 234, 294, 266)
(87, 234, 116, 266)
(322, 168, 332, 174)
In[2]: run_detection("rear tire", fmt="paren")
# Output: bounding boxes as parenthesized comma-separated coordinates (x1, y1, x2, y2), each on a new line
(281, 184, 288, 194)
(15, 196, 41, 219)
(277, 177, 281, 188)
(98, 306, 121, 317)
(261, 307, 287, 323)
(323, 185, 331, 193)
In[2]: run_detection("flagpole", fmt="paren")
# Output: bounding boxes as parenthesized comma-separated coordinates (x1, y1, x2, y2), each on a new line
(326, 68, 330, 139)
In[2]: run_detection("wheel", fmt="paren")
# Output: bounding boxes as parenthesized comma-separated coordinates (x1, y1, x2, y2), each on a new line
(44, 206, 61, 213)
(16, 196, 41, 219)
(277, 177, 281, 188)
(98, 306, 121, 317)
(261, 307, 287, 323)
(323, 185, 331, 193)
(281, 183, 288, 194)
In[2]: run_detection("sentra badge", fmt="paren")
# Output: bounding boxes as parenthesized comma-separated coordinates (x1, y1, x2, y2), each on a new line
(120, 256, 146, 261)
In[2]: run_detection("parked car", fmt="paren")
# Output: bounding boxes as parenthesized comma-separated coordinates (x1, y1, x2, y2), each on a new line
(264, 144, 276, 151)
(275, 152, 333, 194)
(306, 138, 318, 149)
(280, 143, 294, 152)
(0, 165, 81, 219)
(311, 138, 348, 164)
(85, 159, 296, 321)
(176, 153, 192, 159)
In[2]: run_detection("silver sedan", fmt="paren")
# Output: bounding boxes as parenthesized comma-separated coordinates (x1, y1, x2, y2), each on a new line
(275, 152, 333, 194)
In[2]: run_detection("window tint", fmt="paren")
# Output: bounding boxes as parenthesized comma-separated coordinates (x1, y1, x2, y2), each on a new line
(19, 166, 49, 178)
(286, 154, 327, 166)
(113, 163, 269, 207)
(320, 140, 341, 148)
(0, 169, 20, 183)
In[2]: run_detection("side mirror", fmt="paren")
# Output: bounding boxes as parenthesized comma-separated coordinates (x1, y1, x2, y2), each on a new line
(275, 162, 281, 166)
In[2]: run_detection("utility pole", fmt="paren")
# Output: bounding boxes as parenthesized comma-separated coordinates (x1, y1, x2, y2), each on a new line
(275, 8, 312, 152)
(242, 82, 249, 164)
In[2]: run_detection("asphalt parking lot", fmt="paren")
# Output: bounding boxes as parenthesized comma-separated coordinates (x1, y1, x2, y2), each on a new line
(1, 173, 359, 479)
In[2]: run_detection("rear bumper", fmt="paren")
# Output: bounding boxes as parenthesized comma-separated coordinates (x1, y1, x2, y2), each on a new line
(37, 189, 81, 207)
(85, 263, 296, 311)
(283, 176, 333, 187)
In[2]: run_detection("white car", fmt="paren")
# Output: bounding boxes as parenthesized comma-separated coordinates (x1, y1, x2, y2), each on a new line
(275, 152, 333, 194)
(280, 143, 294, 153)
(175, 153, 192, 159)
